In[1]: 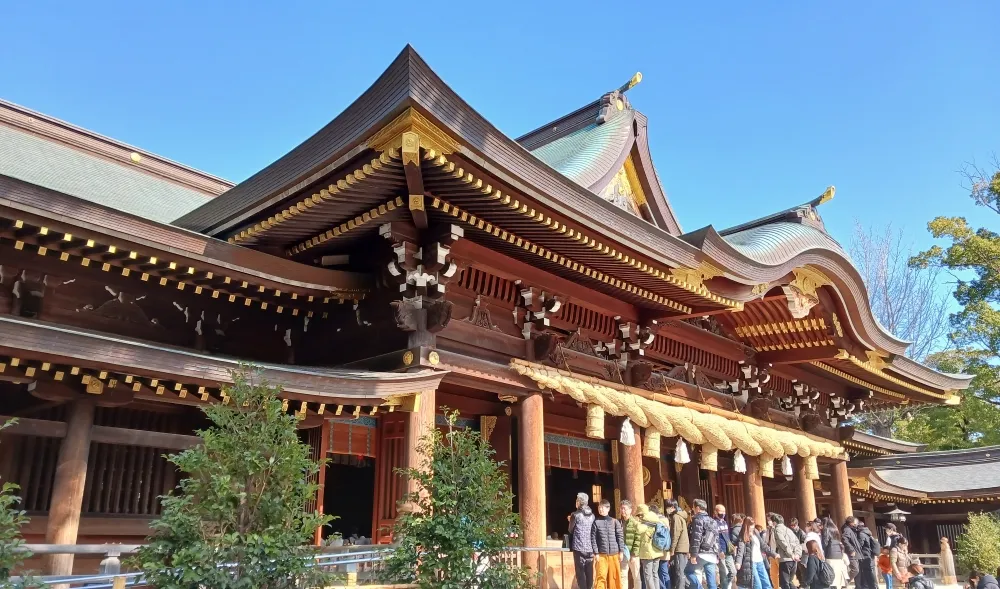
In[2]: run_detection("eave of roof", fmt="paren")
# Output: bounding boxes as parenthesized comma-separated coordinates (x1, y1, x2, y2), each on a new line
(0, 174, 370, 297)
(0, 315, 444, 400)
(840, 427, 927, 454)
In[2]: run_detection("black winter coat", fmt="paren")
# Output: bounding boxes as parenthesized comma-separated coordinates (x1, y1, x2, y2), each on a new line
(908, 574, 935, 589)
(591, 515, 625, 555)
(858, 526, 878, 559)
(841, 525, 862, 559)
(734, 532, 775, 588)
(822, 529, 844, 560)
(689, 512, 720, 556)
(802, 555, 829, 589)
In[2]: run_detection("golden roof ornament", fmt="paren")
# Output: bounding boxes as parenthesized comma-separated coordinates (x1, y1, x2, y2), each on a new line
(618, 72, 643, 93)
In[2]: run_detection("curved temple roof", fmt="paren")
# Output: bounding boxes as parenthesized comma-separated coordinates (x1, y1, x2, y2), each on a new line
(90, 45, 964, 399)
(850, 446, 1000, 500)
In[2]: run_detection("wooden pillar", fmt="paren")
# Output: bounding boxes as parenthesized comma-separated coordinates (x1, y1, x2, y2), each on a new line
(313, 420, 331, 546)
(44, 398, 96, 576)
(519, 393, 546, 548)
(404, 389, 436, 498)
(742, 457, 766, 525)
(831, 460, 853, 526)
(622, 428, 644, 506)
(793, 456, 817, 522)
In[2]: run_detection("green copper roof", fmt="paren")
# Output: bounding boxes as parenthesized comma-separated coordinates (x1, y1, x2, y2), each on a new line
(528, 109, 634, 189)
(722, 222, 846, 265)
(0, 124, 212, 223)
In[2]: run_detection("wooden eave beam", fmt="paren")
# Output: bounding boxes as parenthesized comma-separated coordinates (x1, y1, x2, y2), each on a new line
(756, 345, 843, 365)
(402, 133, 428, 229)
(0, 414, 199, 450)
(0, 214, 369, 305)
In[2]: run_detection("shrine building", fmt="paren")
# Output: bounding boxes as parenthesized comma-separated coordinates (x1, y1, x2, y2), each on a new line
(0, 46, 972, 576)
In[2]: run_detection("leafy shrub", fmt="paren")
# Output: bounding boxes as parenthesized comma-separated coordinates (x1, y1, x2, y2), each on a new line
(384, 410, 534, 589)
(956, 512, 1000, 575)
(133, 366, 331, 589)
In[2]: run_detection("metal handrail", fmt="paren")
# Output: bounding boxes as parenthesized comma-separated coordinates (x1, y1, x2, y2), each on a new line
(20, 547, 393, 587)
(21, 545, 562, 587)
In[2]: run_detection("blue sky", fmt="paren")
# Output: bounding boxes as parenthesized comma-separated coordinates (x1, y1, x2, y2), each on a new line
(1, 0, 997, 254)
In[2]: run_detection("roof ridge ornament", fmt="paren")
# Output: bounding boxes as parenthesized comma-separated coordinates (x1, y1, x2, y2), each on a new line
(618, 72, 643, 94)
(597, 73, 642, 125)
(812, 186, 836, 207)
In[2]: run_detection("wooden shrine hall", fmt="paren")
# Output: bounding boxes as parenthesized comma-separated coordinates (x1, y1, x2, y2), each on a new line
(0, 46, 973, 576)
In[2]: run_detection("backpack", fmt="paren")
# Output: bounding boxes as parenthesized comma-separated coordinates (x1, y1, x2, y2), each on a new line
(651, 521, 672, 552)
(819, 560, 836, 586)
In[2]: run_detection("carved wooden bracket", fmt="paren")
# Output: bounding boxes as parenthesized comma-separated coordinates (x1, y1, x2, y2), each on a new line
(515, 283, 563, 340)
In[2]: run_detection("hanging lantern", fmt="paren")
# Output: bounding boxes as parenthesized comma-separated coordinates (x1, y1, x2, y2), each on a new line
(781, 455, 793, 478)
(643, 431, 661, 458)
(760, 454, 775, 478)
(620, 418, 636, 446)
(805, 455, 819, 480)
(675, 438, 691, 464)
(733, 449, 747, 474)
(700, 444, 718, 471)
(585, 404, 605, 439)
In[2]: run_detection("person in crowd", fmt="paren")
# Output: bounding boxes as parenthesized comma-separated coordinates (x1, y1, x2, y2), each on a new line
(856, 522, 880, 589)
(801, 540, 832, 589)
(569, 492, 596, 589)
(878, 547, 893, 589)
(730, 514, 746, 542)
(686, 499, 721, 589)
(821, 517, 847, 589)
(841, 517, 862, 584)
(592, 499, 626, 589)
(650, 505, 671, 589)
(733, 516, 776, 589)
(883, 523, 901, 550)
(767, 512, 801, 589)
(665, 499, 689, 589)
(889, 537, 911, 588)
(790, 518, 807, 545)
(804, 521, 824, 557)
(716, 504, 736, 589)
(637, 504, 667, 589)
(906, 561, 933, 589)
(969, 570, 999, 589)
(621, 500, 642, 589)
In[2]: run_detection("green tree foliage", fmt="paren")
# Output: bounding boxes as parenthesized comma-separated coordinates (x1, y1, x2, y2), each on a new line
(903, 159, 1000, 448)
(384, 411, 533, 589)
(0, 419, 35, 589)
(894, 350, 1000, 449)
(133, 366, 331, 589)
(956, 512, 1000, 574)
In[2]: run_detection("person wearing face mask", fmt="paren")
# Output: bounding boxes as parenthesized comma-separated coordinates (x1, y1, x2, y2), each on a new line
(592, 499, 626, 589)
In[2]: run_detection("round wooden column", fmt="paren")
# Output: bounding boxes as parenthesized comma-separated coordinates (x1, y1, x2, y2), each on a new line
(519, 393, 546, 548)
(621, 429, 644, 505)
(742, 457, 766, 525)
(44, 398, 96, 576)
(831, 460, 854, 525)
(793, 456, 818, 522)
(405, 389, 436, 498)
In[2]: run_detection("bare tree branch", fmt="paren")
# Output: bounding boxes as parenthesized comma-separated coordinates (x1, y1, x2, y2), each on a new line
(849, 222, 952, 361)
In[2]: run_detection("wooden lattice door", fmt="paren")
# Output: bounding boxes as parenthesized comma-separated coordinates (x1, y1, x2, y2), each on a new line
(373, 413, 406, 544)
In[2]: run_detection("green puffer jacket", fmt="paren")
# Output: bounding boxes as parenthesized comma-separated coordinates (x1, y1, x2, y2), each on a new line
(623, 516, 642, 558)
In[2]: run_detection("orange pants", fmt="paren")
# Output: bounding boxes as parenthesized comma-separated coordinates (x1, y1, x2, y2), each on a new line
(595, 553, 623, 589)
